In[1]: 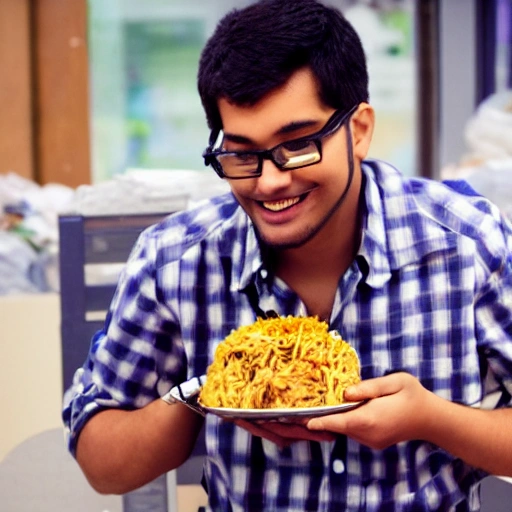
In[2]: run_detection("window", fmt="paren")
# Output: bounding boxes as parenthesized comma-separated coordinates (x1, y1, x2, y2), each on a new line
(88, 0, 418, 181)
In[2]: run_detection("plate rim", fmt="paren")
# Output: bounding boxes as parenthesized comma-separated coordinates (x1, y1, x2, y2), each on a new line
(199, 400, 364, 419)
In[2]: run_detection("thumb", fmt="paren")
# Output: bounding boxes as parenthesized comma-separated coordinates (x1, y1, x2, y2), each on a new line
(345, 372, 409, 401)
(343, 384, 365, 402)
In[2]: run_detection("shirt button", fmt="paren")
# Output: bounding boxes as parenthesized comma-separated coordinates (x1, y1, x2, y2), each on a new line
(332, 459, 345, 474)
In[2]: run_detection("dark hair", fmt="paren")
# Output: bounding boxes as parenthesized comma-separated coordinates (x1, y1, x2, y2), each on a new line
(197, 0, 369, 133)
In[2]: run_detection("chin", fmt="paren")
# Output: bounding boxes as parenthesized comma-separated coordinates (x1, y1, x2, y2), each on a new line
(257, 227, 317, 250)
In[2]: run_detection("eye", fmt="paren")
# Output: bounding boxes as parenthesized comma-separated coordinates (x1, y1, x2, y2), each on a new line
(274, 139, 321, 169)
(233, 152, 257, 163)
(281, 139, 314, 152)
(218, 152, 257, 166)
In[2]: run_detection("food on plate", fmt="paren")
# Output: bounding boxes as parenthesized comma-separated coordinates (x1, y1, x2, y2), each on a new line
(199, 315, 360, 409)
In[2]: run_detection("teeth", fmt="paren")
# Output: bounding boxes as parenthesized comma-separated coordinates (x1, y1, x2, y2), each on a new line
(263, 197, 300, 212)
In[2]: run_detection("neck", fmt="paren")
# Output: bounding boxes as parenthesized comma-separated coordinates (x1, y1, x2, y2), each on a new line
(269, 169, 364, 320)
(276, 168, 364, 281)
(273, 214, 361, 321)
(277, 213, 361, 279)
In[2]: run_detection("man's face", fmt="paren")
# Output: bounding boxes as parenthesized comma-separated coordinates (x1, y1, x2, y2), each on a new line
(217, 67, 361, 250)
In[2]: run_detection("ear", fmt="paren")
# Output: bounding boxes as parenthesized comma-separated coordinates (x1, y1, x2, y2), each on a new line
(350, 103, 375, 161)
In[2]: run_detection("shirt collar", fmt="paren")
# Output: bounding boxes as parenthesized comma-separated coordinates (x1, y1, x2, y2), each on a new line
(231, 160, 460, 293)
(240, 224, 266, 290)
(219, 207, 265, 293)
(357, 164, 392, 288)
(358, 160, 459, 288)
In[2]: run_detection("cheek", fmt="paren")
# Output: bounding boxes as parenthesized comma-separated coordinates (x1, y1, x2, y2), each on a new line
(229, 185, 254, 210)
(309, 162, 348, 192)
(320, 132, 349, 173)
(229, 182, 255, 200)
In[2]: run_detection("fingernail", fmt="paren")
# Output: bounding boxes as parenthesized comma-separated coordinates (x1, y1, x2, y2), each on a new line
(344, 386, 357, 397)
(308, 419, 321, 430)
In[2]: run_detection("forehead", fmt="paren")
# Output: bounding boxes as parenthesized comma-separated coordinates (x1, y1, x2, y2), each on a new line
(218, 68, 332, 142)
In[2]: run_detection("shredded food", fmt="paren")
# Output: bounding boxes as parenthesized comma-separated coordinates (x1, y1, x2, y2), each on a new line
(199, 315, 360, 409)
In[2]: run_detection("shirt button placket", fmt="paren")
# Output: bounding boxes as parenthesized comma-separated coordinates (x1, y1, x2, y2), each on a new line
(328, 437, 348, 511)
(332, 458, 346, 474)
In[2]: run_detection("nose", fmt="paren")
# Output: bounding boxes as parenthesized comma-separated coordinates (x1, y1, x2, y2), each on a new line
(256, 158, 293, 194)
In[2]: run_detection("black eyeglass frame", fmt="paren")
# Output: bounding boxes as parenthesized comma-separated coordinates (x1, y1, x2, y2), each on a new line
(202, 104, 358, 180)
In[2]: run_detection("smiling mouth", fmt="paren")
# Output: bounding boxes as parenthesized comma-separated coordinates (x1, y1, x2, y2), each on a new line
(261, 194, 306, 212)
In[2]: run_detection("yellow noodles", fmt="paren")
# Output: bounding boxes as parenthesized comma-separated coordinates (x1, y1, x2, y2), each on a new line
(199, 315, 360, 409)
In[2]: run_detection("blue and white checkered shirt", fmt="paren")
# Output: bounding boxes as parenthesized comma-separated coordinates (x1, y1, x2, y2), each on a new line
(63, 160, 512, 511)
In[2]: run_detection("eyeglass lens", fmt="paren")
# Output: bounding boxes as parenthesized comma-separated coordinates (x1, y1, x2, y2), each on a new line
(218, 140, 321, 178)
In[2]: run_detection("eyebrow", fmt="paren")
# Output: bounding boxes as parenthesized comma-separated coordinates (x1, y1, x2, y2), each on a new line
(223, 119, 319, 145)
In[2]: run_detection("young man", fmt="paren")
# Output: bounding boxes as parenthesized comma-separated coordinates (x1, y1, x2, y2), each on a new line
(63, 1, 512, 510)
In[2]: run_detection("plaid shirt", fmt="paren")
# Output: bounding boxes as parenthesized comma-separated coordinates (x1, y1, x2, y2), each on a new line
(63, 160, 512, 512)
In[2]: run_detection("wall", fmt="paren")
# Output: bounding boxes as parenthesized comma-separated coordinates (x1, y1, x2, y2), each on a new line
(0, 292, 206, 511)
(0, 293, 63, 461)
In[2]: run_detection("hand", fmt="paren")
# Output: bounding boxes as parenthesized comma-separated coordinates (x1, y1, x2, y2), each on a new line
(233, 419, 337, 449)
(307, 372, 435, 450)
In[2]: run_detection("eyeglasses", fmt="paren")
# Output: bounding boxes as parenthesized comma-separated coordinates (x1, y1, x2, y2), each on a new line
(202, 105, 358, 180)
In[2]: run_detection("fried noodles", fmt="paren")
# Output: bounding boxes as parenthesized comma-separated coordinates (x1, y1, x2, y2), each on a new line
(199, 315, 360, 409)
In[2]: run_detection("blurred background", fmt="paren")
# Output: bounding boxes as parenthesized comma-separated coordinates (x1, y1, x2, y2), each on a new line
(87, 0, 419, 180)
(0, 1, 511, 511)
(1, 0, 510, 188)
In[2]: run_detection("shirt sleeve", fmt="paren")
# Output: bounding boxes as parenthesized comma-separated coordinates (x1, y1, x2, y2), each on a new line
(474, 218, 512, 409)
(62, 227, 187, 456)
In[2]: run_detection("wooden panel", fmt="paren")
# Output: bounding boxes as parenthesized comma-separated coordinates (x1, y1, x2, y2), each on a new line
(0, 0, 34, 179)
(33, 0, 91, 186)
(415, 0, 440, 179)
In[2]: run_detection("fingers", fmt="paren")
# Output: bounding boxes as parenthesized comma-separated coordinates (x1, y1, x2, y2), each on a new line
(344, 372, 409, 401)
(265, 421, 337, 443)
(235, 419, 289, 448)
(234, 419, 337, 447)
(235, 374, 420, 449)
(307, 414, 347, 433)
(309, 373, 427, 448)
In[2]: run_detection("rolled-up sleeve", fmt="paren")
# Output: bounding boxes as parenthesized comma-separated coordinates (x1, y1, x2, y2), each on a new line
(62, 228, 187, 456)
(475, 223, 512, 409)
